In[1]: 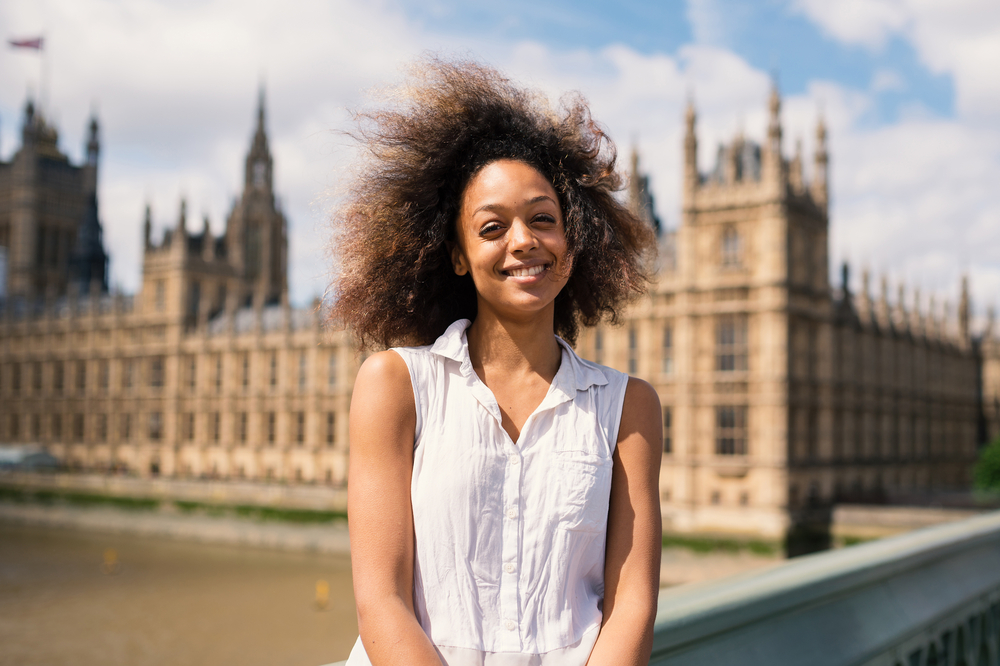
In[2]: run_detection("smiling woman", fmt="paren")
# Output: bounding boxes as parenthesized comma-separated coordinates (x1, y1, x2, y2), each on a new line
(329, 56, 662, 666)
(329, 57, 653, 349)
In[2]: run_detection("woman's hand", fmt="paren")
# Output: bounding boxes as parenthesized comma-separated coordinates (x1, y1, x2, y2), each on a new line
(587, 378, 662, 666)
(348, 351, 444, 666)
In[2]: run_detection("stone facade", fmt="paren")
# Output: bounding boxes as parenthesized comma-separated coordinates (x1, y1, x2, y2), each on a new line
(575, 88, 992, 538)
(0, 87, 997, 538)
(0, 100, 107, 300)
(0, 93, 355, 485)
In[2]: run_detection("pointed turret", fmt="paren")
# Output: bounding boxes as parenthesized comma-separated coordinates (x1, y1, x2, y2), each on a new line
(683, 97, 698, 197)
(812, 114, 829, 212)
(895, 283, 909, 333)
(202, 215, 214, 261)
(767, 81, 782, 153)
(876, 275, 893, 330)
(763, 80, 785, 188)
(83, 115, 100, 195)
(245, 85, 273, 192)
(68, 191, 109, 294)
(910, 287, 924, 336)
(790, 137, 804, 193)
(144, 204, 152, 249)
(178, 198, 188, 237)
(959, 275, 970, 346)
(627, 148, 661, 236)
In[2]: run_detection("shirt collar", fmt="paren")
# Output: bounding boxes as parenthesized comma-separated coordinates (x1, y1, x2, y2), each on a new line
(429, 319, 610, 396)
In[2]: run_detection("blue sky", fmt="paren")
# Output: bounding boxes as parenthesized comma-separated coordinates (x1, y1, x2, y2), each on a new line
(1, 0, 998, 322)
(405, 0, 954, 125)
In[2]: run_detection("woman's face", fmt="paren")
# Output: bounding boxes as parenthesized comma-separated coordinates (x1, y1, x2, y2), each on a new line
(451, 159, 571, 323)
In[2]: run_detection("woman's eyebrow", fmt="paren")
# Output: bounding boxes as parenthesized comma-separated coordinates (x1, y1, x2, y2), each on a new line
(473, 195, 557, 215)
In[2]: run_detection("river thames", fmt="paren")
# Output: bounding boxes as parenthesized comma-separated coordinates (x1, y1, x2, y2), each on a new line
(0, 522, 358, 666)
(0, 515, 785, 665)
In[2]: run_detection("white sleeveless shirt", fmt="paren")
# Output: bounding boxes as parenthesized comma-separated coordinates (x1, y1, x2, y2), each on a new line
(347, 319, 630, 666)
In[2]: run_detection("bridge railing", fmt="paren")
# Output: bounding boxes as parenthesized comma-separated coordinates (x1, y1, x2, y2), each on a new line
(327, 511, 1000, 666)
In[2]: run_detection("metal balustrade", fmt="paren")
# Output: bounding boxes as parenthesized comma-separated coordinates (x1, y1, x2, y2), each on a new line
(324, 511, 1000, 666)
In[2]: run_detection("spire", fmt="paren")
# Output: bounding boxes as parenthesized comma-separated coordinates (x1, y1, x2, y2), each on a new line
(763, 79, 784, 188)
(895, 283, 909, 332)
(257, 83, 266, 131)
(245, 85, 273, 192)
(178, 198, 188, 235)
(928, 294, 939, 339)
(86, 114, 99, 166)
(83, 114, 100, 195)
(683, 96, 698, 197)
(859, 268, 874, 326)
(144, 204, 152, 249)
(812, 112, 829, 211)
(627, 147, 661, 235)
(69, 192, 109, 295)
(911, 287, 924, 335)
(959, 275, 970, 344)
(767, 79, 782, 152)
(202, 215, 214, 261)
(790, 137, 804, 192)
(877, 275, 892, 330)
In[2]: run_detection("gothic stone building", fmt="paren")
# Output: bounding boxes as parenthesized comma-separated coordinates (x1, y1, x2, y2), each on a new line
(0, 94, 354, 484)
(1, 88, 998, 538)
(576, 88, 998, 538)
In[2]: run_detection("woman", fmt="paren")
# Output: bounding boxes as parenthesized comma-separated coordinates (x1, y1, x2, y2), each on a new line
(332, 57, 662, 666)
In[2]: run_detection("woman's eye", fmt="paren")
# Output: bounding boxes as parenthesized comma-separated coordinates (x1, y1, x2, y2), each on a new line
(479, 222, 503, 236)
(533, 214, 556, 225)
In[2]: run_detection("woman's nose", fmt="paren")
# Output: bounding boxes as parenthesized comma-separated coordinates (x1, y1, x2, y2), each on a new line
(509, 219, 538, 252)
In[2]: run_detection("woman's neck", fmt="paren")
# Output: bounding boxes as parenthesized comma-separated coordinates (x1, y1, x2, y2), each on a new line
(465, 309, 562, 383)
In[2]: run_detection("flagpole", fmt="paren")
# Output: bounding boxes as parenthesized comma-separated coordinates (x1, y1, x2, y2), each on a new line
(40, 33, 48, 115)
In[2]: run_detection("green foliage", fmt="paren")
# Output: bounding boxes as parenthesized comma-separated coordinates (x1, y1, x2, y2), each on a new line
(0, 486, 159, 510)
(662, 533, 779, 556)
(172, 501, 346, 524)
(974, 436, 1000, 491)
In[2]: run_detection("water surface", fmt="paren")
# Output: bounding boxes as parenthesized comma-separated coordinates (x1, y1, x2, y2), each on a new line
(0, 522, 357, 666)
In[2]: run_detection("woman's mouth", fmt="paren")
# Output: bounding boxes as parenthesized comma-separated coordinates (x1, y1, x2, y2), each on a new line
(504, 264, 547, 278)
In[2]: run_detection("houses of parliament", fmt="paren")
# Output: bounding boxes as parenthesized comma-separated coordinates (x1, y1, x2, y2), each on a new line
(1, 88, 998, 539)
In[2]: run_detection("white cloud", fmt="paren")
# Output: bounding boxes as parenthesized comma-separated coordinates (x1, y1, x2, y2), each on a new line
(1, 0, 997, 319)
(789, 0, 911, 50)
(871, 68, 906, 93)
(792, 0, 1000, 121)
(0, 0, 431, 302)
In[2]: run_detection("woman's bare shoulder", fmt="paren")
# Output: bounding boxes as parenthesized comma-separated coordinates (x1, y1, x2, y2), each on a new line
(618, 377, 661, 450)
(355, 350, 412, 391)
(351, 351, 416, 443)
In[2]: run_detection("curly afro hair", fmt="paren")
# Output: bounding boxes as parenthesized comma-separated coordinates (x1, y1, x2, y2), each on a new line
(329, 56, 655, 350)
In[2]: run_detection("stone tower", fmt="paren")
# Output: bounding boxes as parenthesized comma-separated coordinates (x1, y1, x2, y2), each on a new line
(224, 87, 288, 309)
(139, 89, 288, 326)
(0, 99, 107, 301)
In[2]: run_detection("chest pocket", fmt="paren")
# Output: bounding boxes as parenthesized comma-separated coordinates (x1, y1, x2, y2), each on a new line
(553, 450, 613, 533)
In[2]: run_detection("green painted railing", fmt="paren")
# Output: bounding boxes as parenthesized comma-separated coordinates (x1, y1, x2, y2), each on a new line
(327, 511, 1000, 666)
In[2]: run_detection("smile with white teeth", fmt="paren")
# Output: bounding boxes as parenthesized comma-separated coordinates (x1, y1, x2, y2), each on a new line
(506, 264, 547, 278)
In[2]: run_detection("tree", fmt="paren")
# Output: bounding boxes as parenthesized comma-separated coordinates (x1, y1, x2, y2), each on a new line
(974, 436, 1000, 491)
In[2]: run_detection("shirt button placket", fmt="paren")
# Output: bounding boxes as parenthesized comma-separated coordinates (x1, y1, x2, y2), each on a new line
(499, 436, 523, 651)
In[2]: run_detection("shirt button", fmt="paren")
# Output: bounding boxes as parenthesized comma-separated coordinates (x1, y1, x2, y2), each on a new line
(504, 563, 515, 574)
(509, 456, 520, 465)
(506, 508, 517, 519)
(504, 619, 516, 631)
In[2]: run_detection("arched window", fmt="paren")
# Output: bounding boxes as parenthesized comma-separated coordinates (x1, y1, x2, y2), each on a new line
(721, 226, 742, 268)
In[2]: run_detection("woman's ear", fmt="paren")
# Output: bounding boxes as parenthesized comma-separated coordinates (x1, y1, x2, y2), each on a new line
(449, 242, 469, 276)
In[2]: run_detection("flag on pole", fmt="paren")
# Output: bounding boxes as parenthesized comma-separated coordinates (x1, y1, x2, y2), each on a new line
(9, 37, 44, 50)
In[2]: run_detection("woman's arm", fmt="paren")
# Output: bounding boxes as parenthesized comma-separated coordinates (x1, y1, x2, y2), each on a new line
(587, 377, 663, 666)
(348, 351, 444, 666)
